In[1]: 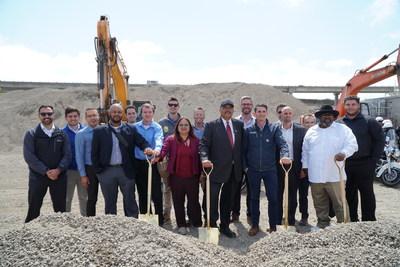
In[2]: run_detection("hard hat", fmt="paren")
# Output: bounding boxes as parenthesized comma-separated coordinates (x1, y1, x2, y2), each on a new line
(383, 121, 393, 129)
(382, 119, 391, 125)
(375, 116, 383, 122)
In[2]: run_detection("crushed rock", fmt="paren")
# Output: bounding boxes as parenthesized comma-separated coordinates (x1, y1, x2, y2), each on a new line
(0, 213, 399, 266)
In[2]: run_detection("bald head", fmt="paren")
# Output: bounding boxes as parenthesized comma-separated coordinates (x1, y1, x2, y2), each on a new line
(281, 106, 294, 124)
(109, 104, 123, 125)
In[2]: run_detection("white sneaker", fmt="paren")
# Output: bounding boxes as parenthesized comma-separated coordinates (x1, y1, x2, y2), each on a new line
(310, 226, 322, 231)
(178, 227, 187, 235)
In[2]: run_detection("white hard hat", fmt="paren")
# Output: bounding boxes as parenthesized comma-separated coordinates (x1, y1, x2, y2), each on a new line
(383, 121, 393, 129)
(382, 119, 391, 125)
(375, 116, 383, 122)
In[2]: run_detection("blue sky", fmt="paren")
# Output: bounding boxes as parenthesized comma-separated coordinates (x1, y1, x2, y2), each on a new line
(0, 0, 399, 98)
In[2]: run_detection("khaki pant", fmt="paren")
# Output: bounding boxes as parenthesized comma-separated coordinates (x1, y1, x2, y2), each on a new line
(310, 182, 349, 228)
(66, 170, 87, 216)
(157, 160, 172, 215)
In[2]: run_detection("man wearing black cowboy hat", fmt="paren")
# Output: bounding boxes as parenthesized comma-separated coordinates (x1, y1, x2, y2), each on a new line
(301, 105, 358, 230)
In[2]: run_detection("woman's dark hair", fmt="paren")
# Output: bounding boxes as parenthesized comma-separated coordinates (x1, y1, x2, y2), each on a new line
(173, 117, 195, 141)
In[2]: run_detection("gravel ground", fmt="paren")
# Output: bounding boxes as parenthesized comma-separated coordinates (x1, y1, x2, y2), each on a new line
(0, 148, 399, 266)
(0, 214, 399, 266)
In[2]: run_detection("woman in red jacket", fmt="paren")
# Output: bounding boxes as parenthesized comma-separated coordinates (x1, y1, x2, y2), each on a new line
(156, 117, 202, 235)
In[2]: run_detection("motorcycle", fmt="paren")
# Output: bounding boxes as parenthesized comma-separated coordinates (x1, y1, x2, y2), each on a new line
(376, 130, 400, 187)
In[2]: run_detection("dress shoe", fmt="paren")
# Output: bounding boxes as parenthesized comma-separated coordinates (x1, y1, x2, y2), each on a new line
(219, 226, 237, 238)
(248, 226, 259, 236)
(299, 218, 308, 226)
(178, 227, 187, 235)
(266, 228, 276, 233)
(230, 215, 239, 223)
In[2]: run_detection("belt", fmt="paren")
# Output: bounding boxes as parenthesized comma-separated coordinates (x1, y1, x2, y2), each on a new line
(109, 164, 123, 167)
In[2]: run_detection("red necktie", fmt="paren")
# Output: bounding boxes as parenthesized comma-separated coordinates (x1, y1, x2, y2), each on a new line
(226, 121, 234, 148)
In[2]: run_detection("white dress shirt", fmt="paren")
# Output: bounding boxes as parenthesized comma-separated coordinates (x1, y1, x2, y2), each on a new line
(40, 123, 55, 137)
(281, 123, 294, 160)
(302, 122, 358, 183)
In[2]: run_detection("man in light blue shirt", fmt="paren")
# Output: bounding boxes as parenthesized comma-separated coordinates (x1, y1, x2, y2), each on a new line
(75, 108, 100, 216)
(134, 103, 164, 225)
(193, 107, 206, 140)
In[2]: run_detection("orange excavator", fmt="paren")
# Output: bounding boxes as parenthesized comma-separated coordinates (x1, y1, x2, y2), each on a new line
(95, 15, 130, 123)
(335, 45, 400, 117)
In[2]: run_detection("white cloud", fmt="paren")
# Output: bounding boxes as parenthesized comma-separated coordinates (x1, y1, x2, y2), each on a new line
(0, 41, 395, 88)
(384, 31, 400, 40)
(0, 44, 95, 82)
(235, 0, 304, 7)
(367, 0, 397, 26)
(325, 59, 353, 68)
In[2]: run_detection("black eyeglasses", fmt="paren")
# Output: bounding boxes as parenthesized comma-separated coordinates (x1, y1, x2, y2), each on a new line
(168, 103, 179, 107)
(277, 111, 282, 114)
(39, 112, 54, 116)
(178, 123, 189, 127)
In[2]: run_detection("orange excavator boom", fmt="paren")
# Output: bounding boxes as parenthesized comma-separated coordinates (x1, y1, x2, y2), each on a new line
(335, 45, 400, 117)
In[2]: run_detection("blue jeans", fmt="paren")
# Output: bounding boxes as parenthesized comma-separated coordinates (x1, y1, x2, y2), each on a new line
(248, 169, 278, 230)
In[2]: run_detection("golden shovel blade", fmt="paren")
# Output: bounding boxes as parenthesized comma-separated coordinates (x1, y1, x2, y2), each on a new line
(198, 227, 219, 245)
(138, 213, 159, 227)
(276, 224, 297, 232)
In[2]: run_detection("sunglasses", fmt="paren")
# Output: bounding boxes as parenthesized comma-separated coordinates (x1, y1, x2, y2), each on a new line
(179, 123, 189, 127)
(39, 112, 54, 116)
(168, 103, 179, 107)
(277, 111, 282, 114)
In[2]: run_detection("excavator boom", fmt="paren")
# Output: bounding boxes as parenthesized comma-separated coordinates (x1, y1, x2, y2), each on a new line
(335, 45, 400, 118)
(95, 15, 130, 123)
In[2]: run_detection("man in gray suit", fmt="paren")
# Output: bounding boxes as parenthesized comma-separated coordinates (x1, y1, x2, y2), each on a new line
(199, 100, 244, 238)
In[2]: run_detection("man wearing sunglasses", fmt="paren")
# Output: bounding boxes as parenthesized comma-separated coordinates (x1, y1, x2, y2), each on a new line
(158, 97, 181, 222)
(23, 105, 71, 223)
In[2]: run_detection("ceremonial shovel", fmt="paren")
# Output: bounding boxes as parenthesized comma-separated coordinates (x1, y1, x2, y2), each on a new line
(138, 155, 159, 226)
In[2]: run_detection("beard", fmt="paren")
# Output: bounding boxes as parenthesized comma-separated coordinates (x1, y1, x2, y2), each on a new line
(110, 116, 121, 124)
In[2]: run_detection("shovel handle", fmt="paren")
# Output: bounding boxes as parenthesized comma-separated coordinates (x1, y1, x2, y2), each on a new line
(145, 155, 152, 216)
(280, 161, 292, 228)
(334, 158, 348, 223)
(280, 161, 293, 173)
(202, 165, 213, 229)
(202, 165, 213, 176)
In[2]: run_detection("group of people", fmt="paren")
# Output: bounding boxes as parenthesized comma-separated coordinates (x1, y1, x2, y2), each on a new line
(23, 94, 385, 239)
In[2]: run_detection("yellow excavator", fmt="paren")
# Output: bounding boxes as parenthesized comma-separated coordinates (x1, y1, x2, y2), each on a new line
(95, 15, 131, 123)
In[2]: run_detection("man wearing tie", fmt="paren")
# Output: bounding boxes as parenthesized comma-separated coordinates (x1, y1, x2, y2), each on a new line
(199, 100, 244, 238)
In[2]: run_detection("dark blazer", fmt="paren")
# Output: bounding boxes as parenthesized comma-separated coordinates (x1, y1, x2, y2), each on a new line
(91, 123, 150, 179)
(159, 135, 201, 176)
(291, 123, 307, 177)
(199, 117, 244, 183)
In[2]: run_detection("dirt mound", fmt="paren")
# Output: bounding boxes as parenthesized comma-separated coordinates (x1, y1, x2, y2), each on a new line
(0, 83, 311, 152)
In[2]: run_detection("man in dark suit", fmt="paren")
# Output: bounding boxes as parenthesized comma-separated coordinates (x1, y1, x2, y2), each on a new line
(277, 106, 307, 227)
(92, 104, 153, 217)
(199, 99, 244, 238)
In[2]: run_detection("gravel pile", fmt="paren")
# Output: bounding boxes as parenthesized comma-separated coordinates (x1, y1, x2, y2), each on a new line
(248, 221, 400, 266)
(1, 213, 399, 266)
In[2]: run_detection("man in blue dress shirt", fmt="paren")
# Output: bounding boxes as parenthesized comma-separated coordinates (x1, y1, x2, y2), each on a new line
(75, 108, 100, 216)
(134, 103, 164, 225)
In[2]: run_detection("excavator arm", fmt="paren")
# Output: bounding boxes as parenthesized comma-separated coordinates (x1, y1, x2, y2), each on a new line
(95, 15, 130, 123)
(335, 45, 400, 117)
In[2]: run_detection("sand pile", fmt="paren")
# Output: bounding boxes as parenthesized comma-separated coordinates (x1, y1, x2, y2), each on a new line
(0, 82, 311, 152)
(1, 213, 399, 266)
